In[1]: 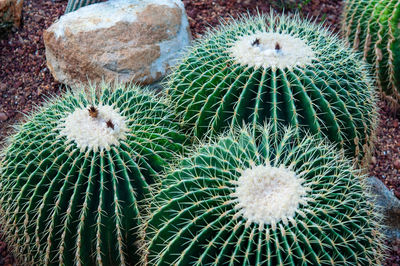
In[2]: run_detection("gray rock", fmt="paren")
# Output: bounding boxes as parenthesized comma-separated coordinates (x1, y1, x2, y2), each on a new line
(366, 176, 400, 239)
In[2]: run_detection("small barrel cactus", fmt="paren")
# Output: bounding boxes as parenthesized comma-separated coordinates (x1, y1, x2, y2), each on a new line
(342, 0, 400, 105)
(143, 124, 384, 265)
(0, 84, 187, 265)
(167, 13, 378, 162)
(65, 0, 103, 13)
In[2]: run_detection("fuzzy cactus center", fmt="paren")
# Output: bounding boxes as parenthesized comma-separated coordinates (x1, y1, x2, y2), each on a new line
(229, 32, 315, 69)
(231, 164, 308, 227)
(58, 105, 128, 152)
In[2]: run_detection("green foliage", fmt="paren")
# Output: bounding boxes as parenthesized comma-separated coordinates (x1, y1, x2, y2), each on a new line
(0, 83, 187, 265)
(167, 13, 378, 163)
(65, 0, 103, 13)
(143, 124, 384, 266)
(342, 0, 400, 105)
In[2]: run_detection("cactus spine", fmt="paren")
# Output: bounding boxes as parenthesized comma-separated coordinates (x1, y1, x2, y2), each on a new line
(342, 0, 400, 105)
(0, 84, 187, 265)
(65, 0, 103, 13)
(143, 124, 384, 265)
(167, 13, 378, 162)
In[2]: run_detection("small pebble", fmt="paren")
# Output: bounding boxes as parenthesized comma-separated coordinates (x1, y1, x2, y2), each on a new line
(0, 113, 8, 121)
(394, 159, 400, 170)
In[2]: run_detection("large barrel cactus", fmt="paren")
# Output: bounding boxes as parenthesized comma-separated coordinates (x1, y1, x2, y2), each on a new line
(0, 84, 187, 265)
(342, 0, 400, 105)
(143, 124, 384, 265)
(167, 13, 378, 162)
(65, 0, 103, 13)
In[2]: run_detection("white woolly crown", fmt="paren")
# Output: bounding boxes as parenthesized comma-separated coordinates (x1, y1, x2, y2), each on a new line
(231, 163, 309, 228)
(58, 105, 129, 152)
(229, 32, 315, 69)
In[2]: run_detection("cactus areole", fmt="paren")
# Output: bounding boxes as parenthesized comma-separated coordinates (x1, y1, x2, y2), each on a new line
(167, 13, 378, 163)
(230, 32, 315, 69)
(0, 84, 186, 265)
(58, 105, 128, 152)
(232, 164, 308, 227)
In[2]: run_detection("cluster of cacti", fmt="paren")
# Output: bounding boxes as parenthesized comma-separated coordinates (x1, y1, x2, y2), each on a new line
(0, 10, 386, 266)
(65, 0, 103, 13)
(167, 13, 378, 162)
(143, 125, 384, 265)
(0, 84, 186, 265)
(342, 0, 400, 105)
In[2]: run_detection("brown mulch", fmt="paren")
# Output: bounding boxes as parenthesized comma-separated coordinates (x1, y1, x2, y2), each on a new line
(0, 0, 399, 265)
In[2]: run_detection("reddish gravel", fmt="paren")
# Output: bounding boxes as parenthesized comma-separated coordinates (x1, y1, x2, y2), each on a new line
(0, 233, 13, 266)
(386, 238, 400, 265)
(183, 0, 342, 39)
(0, 0, 399, 264)
(0, 0, 66, 143)
(370, 101, 400, 198)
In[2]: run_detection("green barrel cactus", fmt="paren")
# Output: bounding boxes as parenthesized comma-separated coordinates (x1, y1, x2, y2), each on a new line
(342, 0, 400, 105)
(167, 13, 378, 162)
(142, 124, 384, 266)
(65, 0, 103, 13)
(0, 83, 187, 265)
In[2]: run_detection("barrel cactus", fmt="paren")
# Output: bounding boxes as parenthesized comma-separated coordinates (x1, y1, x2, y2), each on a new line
(167, 13, 378, 162)
(65, 0, 103, 13)
(142, 124, 384, 265)
(342, 0, 400, 105)
(0, 84, 187, 265)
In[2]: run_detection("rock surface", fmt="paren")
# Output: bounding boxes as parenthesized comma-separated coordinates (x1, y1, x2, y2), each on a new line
(0, 0, 23, 28)
(43, 0, 191, 87)
(0, 112, 8, 121)
(367, 176, 400, 239)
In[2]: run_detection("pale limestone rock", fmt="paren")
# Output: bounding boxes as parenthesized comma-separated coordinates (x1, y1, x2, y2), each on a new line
(0, 0, 23, 28)
(44, 0, 191, 87)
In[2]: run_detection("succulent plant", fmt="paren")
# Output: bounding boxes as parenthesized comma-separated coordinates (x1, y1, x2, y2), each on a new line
(142, 124, 384, 266)
(65, 0, 102, 13)
(167, 13, 378, 162)
(0, 83, 187, 265)
(342, 0, 400, 105)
